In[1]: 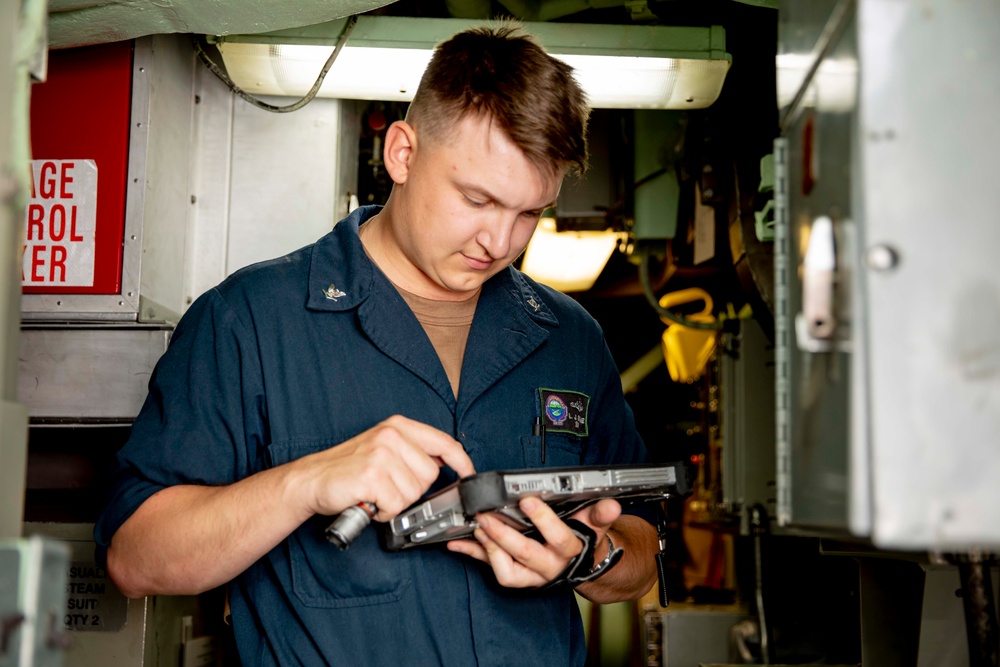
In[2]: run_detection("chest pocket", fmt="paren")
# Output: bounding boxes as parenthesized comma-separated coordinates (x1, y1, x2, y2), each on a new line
(520, 433, 586, 468)
(268, 439, 411, 609)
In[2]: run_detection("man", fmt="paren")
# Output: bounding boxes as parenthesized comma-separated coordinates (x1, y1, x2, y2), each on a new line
(96, 22, 659, 665)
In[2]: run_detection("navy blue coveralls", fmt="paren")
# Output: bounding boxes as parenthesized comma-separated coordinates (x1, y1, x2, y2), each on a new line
(95, 206, 650, 666)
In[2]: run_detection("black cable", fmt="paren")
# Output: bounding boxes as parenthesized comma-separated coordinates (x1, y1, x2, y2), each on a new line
(638, 245, 727, 331)
(957, 555, 1000, 667)
(193, 17, 357, 114)
(633, 167, 669, 191)
(750, 504, 774, 665)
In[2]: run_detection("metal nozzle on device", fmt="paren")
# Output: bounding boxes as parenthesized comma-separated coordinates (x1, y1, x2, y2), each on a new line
(325, 502, 376, 550)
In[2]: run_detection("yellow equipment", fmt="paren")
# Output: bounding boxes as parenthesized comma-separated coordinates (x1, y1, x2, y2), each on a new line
(659, 288, 718, 383)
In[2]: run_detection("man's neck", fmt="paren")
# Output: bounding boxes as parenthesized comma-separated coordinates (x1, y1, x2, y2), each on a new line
(357, 209, 417, 293)
(358, 206, 481, 303)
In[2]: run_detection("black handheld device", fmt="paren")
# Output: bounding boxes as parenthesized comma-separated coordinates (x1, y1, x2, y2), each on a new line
(384, 462, 690, 551)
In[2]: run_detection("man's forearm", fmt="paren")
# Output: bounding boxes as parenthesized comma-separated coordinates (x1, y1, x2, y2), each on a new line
(576, 515, 659, 604)
(106, 416, 475, 599)
(107, 463, 313, 598)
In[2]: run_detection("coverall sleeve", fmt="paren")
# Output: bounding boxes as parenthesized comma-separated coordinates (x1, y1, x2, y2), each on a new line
(93, 288, 267, 564)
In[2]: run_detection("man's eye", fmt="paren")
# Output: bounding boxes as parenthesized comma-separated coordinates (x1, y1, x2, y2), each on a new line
(464, 196, 487, 208)
(522, 210, 541, 219)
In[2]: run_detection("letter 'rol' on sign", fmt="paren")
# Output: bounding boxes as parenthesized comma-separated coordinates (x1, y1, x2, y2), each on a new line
(22, 159, 98, 287)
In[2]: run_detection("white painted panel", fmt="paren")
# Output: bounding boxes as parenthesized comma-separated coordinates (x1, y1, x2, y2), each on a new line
(139, 34, 197, 323)
(226, 96, 342, 275)
(186, 63, 234, 306)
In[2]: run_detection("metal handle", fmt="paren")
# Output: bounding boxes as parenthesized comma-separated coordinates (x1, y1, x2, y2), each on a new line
(802, 215, 837, 340)
(325, 502, 376, 550)
(796, 215, 853, 353)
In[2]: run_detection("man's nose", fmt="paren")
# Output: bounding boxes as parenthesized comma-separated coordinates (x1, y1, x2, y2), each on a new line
(477, 212, 516, 260)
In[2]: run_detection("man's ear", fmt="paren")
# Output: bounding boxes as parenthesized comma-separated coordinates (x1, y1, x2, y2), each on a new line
(383, 120, 417, 185)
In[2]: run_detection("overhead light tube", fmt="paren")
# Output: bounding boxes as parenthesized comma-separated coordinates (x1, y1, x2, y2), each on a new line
(212, 17, 731, 109)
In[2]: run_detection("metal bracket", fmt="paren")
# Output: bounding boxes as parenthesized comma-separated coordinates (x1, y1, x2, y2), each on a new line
(772, 137, 792, 526)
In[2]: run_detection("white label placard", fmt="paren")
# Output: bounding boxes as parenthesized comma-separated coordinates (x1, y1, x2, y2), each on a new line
(64, 560, 128, 632)
(22, 159, 98, 287)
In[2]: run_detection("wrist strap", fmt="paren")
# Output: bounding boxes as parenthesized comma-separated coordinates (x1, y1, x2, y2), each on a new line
(538, 520, 624, 590)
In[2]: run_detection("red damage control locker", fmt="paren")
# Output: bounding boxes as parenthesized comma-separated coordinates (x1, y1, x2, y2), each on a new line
(24, 41, 132, 294)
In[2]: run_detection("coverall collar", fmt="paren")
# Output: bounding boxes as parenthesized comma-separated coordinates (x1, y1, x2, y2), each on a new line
(305, 206, 560, 412)
(305, 205, 558, 327)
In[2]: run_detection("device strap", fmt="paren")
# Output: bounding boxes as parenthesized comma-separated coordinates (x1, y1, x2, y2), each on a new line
(538, 519, 624, 590)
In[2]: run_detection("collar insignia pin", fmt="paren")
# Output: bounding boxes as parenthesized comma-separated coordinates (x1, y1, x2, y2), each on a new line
(527, 297, 541, 312)
(323, 284, 347, 301)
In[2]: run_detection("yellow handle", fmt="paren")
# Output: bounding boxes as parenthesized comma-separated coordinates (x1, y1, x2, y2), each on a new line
(658, 288, 714, 325)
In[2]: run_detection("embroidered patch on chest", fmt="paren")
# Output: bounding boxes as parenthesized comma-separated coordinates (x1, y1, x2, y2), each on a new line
(538, 388, 590, 436)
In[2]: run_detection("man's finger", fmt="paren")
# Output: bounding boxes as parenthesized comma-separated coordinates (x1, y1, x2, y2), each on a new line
(382, 415, 476, 477)
(515, 498, 585, 559)
(447, 538, 489, 563)
(472, 527, 548, 588)
(577, 498, 621, 532)
(476, 512, 570, 582)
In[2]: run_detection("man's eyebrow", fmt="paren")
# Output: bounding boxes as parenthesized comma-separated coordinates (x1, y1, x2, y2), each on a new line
(455, 181, 503, 204)
(455, 180, 556, 212)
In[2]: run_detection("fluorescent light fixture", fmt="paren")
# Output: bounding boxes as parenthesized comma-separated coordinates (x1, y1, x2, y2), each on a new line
(212, 17, 731, 109)
(520, 217, 623, 293)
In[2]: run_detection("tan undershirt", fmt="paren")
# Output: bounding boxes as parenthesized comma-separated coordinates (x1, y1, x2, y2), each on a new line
(359, 225, 478, 398)
(393, 284, 479, 399)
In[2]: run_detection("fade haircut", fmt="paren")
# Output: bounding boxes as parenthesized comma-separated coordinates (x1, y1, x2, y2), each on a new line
(406, 21, 590, 177)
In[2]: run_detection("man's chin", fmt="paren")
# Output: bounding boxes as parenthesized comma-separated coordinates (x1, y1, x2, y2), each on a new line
(439, 274, 490, 298)
(442, 282, 485, 298)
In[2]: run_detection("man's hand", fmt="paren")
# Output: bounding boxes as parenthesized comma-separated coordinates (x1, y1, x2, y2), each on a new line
(108, 414, 474, 598)
(293, 415, 476, 522)
(446, 497, 621, 588)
